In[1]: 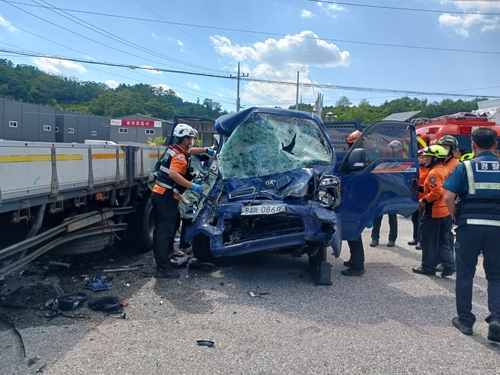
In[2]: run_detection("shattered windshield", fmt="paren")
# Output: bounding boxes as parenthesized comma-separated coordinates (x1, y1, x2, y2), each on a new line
(218, 113, 333, 179)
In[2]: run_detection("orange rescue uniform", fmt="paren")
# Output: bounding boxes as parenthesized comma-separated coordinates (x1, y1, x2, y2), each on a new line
(418, 165, 429, 200)
(422, 164, 450, 218)
(443, 157, 459, 178)
(152, 144, 189, 200)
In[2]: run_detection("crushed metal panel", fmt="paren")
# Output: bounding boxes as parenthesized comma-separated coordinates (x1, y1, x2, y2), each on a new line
(382, 111, 421, 122)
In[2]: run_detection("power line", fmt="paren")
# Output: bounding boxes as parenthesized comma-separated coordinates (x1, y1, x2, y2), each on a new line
(2, 0, 499, 56)
(2, 49, 498, 100)
(4, 0, 226, 75)
(312, 0, 500, 16)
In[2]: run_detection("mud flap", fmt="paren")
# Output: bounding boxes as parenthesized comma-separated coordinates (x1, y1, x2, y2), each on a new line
(308, 261, 332, 285)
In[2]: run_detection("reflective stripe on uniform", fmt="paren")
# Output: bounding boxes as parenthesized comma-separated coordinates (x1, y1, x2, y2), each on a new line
(466, 218, 500, 227)
(159, 165, 170, 173)
(155, 180, 180, 195)
(473, 182, 500, 190)
(463, 160, 475, 194)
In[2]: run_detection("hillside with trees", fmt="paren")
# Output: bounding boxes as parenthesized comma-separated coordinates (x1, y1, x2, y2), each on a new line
(0, 59, 487, 123)
(292, 95, 486, 124)
(0, 59, 228, 120)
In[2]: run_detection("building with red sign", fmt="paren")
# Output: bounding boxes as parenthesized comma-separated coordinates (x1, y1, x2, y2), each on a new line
(109, 114, 173, 144)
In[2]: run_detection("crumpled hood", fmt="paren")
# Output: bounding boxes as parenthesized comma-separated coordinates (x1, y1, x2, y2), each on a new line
(225, 168, 315, 201)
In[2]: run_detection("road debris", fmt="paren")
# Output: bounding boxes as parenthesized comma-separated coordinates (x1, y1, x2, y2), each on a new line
(83, 275, 109, 291)
(196, 340, 214, 347)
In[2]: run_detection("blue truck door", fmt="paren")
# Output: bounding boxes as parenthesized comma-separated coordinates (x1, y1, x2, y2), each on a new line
(336, 121, 419, 241)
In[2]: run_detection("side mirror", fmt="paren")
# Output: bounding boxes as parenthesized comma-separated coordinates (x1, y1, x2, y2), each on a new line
(213, 134, 220, 149)
(346, 148, 367, 171)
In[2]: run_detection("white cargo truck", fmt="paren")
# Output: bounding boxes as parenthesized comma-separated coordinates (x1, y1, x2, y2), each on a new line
(0, 140, 163, 279)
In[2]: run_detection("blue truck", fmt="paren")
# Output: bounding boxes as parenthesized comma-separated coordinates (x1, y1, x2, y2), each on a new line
(178, 107, 419, 284)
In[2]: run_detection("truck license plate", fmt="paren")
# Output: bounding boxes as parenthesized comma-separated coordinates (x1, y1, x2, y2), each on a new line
(241, 204, 286, 216)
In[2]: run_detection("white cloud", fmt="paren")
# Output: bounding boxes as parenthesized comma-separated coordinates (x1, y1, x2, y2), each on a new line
(140, 65, 162, 74)
(439, 1, 500, 36)
(316, 2, 346, 17)
(187, 82, 200, 90)
(152, 32, 158, 39)
(0, 16, 16, 32)
(211, 31, 351, 107)
(32, 57, 86, 74)
(301, 9, 316, 18)
(212, 30, 350, 69)
(178, 39, 184, 46)
(105, 80, 119, 89)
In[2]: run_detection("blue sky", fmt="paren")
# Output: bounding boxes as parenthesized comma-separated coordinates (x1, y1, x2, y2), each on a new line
(0, 0, 499, 113)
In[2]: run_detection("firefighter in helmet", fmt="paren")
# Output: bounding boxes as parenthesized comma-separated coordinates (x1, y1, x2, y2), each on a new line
(437, 135, 461, 177)
(151, 123, 214, 278)
(412, 145, 455, 277)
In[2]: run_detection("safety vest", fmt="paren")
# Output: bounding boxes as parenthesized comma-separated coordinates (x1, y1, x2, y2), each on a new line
(458, 155, 500, 226)
(155, 145, 192, 195)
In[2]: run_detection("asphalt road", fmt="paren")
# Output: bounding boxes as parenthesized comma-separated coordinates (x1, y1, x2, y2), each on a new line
(1, 216, 499, 375)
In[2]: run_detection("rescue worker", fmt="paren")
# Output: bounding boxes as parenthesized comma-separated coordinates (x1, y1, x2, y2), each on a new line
(151, 124, 214, 278)
(408, 150, 429, 248)
(411, 145, 456, 277)
(437, 135, 461, 177)
(342, 129, 366, 276)
(370, 140, 402, 248)
(443, 128, 500, 342)
(437, 135, 461, 256)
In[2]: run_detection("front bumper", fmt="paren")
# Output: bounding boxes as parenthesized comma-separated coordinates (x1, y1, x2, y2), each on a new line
(186, 200, 341, 258)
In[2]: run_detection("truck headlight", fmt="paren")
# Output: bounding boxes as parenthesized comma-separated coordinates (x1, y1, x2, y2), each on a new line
(317, 175, 341, 208)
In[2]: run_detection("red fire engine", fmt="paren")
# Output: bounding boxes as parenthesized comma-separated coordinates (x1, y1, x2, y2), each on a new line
(415, 112, 500, 155)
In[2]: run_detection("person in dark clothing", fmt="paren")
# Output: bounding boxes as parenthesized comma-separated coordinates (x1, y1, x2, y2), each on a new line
(341, 129, 366, 276)
(443, 127, 500, 342)
(369, 140, 402, 248)
(370, 214, 398, 247)
(409, 151, 429, 248)
(151, 124, 214, 278)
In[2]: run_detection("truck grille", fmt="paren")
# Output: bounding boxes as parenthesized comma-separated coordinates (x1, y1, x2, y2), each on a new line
(223, 218, 303, 245)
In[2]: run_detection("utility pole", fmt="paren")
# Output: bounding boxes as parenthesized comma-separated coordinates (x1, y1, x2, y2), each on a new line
(231, 62, 249, 112)
(295, 71, 299, 110)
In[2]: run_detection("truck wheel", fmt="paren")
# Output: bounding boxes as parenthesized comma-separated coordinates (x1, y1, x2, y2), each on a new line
(120, 193, 154, 253)
(307, 242, 326, 265)
(307, 242, 332, 285)
(192, 234, 213, 262)
(51, 231, 115, 255)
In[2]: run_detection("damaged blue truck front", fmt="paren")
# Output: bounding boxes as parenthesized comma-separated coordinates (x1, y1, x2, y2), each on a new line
(185, 107, 341, 283)
(184, 107, 419, 284)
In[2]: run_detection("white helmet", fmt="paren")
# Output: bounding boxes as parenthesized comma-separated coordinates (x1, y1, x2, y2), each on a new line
(388, 140, 402, 157)
(174, 123, 198, 138)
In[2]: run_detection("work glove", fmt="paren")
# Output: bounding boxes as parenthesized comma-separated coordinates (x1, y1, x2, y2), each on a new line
(418, 199, 426, 211)
(191, 183, 203, 195)
(206, 148, 216, 157)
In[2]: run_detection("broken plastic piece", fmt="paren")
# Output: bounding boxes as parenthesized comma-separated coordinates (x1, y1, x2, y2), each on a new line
(84, 275, 109, 291)
(48, 261, 70, 268)
(200, 262, 215, 271)
(196, 340, 214, 347)
(88, 296, 123, 311)
(248, 291, 269, 298)
(102, 267, 139, 273)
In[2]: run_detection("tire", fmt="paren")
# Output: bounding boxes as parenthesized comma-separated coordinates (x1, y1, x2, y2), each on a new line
(119, 193, 154, 253)
(51, 232, 115, 255)
(307, 242, 327, 266)
(192, 234, 213, 262)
